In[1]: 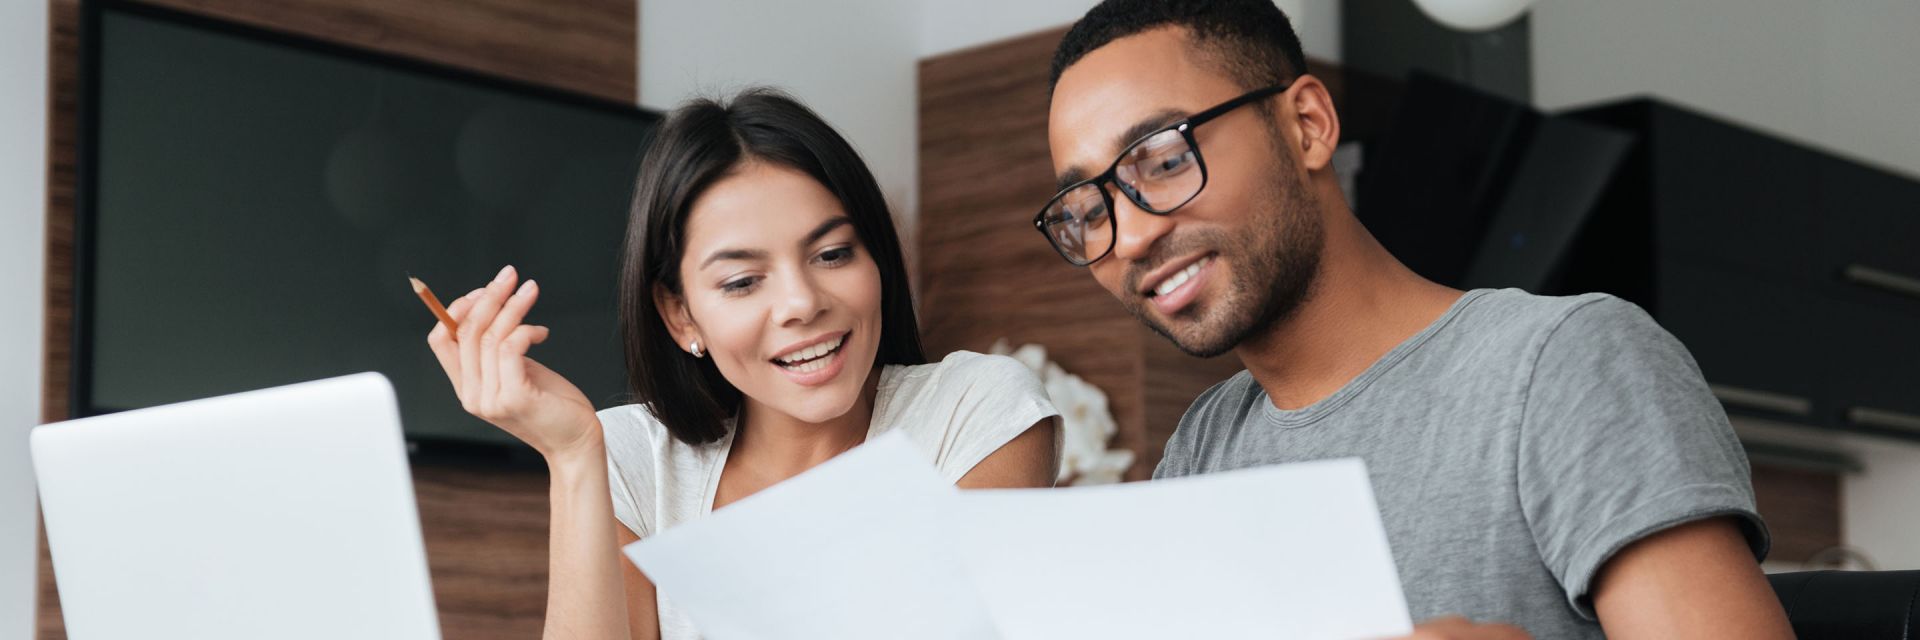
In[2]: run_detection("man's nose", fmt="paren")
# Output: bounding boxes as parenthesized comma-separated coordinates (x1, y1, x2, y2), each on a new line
(1110, 192, 1176, 263)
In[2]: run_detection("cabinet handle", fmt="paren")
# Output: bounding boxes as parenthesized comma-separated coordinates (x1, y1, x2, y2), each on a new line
(1847, 406, 1920, 434)
(1843, 264, 1920, 301)
(1709, 384, 1812, 417)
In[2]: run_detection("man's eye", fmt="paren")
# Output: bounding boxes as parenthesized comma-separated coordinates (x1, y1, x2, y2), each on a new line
(1146, 151, 1191, 177)
(1082, 202, 1111, 227)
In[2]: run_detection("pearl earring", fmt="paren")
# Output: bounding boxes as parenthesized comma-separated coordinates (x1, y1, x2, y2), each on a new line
(689, 340, 704, 358)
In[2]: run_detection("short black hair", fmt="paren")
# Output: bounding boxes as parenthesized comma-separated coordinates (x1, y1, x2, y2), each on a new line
(618, 88, 927, 445)
(1049, 0, 1309, 94)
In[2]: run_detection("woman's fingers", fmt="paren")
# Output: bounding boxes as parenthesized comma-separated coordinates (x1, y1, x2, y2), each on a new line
(496, 324, 551, 401)
(461, 266, 516, 414)
(426, 293, 477, 388)
(485, 279, 541, 391)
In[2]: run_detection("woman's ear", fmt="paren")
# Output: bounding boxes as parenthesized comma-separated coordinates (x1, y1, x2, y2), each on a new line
(654, 284, 701, 355)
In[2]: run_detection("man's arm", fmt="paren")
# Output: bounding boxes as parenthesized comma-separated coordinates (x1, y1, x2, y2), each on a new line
(1591, 517, 1793, 639)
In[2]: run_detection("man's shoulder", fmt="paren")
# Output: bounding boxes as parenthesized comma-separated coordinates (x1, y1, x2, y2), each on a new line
(1457, 288, 1628, 336)
(1460, 289, 1681, 371)
(1175, 369, 1263, 432)
(1431, 289, 1667, 367)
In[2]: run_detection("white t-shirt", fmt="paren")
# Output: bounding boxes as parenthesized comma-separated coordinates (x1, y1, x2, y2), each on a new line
(597, 350, 1059, 640)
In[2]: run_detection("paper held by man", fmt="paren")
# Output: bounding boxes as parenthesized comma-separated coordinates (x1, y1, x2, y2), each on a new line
(623, 432, 1413, 640)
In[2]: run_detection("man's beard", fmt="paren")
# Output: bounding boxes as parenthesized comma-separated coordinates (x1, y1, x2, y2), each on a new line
(1121, 153, 1325, 358)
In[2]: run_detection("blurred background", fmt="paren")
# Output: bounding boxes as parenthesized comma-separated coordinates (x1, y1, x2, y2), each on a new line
(4, 0, 1916, 637)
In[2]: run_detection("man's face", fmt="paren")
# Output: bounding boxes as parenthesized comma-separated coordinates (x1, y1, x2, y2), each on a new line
(1047, 27, 1324, 357)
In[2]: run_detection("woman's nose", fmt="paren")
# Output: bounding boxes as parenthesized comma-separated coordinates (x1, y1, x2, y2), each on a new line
(772, 272, 829, 327)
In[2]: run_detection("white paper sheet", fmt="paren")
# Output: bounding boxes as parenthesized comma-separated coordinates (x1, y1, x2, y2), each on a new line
(627, 435, 1411, 640)
(622, 431, 996, 640)
(947, 458, 1412, 640)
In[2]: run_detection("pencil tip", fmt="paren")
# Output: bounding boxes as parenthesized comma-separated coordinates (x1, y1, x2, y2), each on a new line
(409, 276, 426, 292)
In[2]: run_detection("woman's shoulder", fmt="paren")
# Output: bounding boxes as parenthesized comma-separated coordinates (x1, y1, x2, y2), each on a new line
(881, 351, 1054, 428)
(888, 350, 1039, 386)
(597, 403, 731, 460)
(597, 403, 670, 446)
(887, 349, 1044, 393)
(879, 350, 1059, 482)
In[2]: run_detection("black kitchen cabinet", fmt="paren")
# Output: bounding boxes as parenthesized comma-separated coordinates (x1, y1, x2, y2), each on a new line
(1563, 99, 1920, 439)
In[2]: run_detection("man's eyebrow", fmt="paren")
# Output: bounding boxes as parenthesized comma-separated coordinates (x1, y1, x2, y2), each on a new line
(1054, 108, 1191, 193)
(1116, 109, 1189, 151)
(1054, 168, 1089, 193)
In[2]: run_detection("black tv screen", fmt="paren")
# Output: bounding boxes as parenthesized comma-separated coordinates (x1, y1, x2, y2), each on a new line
(78, 3, 656, 451)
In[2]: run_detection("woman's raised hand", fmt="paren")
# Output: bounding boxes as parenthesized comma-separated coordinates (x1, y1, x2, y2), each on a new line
(426, 265, 601, 463)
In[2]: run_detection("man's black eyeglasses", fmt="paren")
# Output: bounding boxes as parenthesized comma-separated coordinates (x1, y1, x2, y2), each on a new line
(1033, 79, 1296, 266)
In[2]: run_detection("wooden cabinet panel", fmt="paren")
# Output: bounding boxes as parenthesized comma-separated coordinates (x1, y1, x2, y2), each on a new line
(137, 0, 635, 104)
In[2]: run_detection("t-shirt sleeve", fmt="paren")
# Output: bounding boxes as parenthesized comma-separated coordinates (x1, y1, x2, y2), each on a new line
(1517, 295, 1769, 619)
(598, 405, 659, 538)
(924, 352, 1060, 484)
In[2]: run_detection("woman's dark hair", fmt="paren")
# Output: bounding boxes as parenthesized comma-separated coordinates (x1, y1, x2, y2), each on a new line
(619, 88, 926, 445)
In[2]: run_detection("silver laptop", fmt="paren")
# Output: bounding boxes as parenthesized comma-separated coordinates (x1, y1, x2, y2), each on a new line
(32, 373, 441, 640)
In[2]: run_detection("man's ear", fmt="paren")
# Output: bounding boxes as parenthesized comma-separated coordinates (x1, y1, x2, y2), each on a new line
(1278, 74, 1342, 173)
(654, 284, 701, 354)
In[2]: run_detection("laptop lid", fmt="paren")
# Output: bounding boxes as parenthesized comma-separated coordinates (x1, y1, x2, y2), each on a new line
(31, 373, 440, 640)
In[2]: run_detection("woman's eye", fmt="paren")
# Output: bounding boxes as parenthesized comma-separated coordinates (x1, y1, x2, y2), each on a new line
(816, 246, 855, 266)
(720, 276, 759, 295)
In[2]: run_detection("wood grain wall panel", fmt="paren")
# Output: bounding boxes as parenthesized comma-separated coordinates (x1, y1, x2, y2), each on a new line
(411, 466, 552, 640)
(135, 0, 636, 104)
(1749, 463, 1843, 565)
(38, 0, 631, 636)
(41, 0, 77, 426)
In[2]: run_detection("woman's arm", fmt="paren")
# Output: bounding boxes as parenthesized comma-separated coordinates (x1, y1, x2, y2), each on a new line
(542, 442, 637, 640)
(617, 526, 660, 640)
(425, 266, 638, 639)
(956, 418, 1059, 489)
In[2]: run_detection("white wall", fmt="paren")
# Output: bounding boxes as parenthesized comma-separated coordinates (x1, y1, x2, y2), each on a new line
(1532, 0, 1920, 179)
(2, 0, 49, 635)
(638, 0, 922, 241)
(1844, 439, 1920, 570)
(1534, 0, 1920, 567)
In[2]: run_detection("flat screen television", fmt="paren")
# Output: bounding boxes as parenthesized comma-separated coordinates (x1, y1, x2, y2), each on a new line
(76, 2, 657, 456)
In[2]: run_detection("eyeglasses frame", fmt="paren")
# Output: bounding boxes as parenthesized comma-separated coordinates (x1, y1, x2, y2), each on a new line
(1032, 79, 1299, 266)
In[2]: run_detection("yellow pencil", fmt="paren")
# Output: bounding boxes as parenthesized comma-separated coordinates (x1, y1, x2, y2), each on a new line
(409, 276, 460, 339)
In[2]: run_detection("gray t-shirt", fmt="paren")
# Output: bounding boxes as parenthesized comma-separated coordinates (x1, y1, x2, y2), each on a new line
(1156, 288, 1768, 638)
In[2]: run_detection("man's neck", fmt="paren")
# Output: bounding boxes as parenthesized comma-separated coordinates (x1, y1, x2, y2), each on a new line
(1235, 212, 1463, 411)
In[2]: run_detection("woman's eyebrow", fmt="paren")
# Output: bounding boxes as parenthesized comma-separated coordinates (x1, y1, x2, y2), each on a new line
(699, 247, 767, 269)
(802, 217, 852, 247)
(698, 217, 851, 269)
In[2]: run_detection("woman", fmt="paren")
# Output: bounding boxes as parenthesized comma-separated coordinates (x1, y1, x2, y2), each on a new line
(425, 89, 1059, 639)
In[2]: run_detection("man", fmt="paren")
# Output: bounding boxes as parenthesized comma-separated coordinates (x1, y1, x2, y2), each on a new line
(1037, 1, 1794, 638)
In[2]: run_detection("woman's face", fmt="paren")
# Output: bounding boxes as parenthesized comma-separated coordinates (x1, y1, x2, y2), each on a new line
(661, 161, 885, 425)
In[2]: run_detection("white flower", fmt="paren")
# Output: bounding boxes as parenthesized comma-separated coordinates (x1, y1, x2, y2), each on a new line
(990, 340, 1132, 486)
